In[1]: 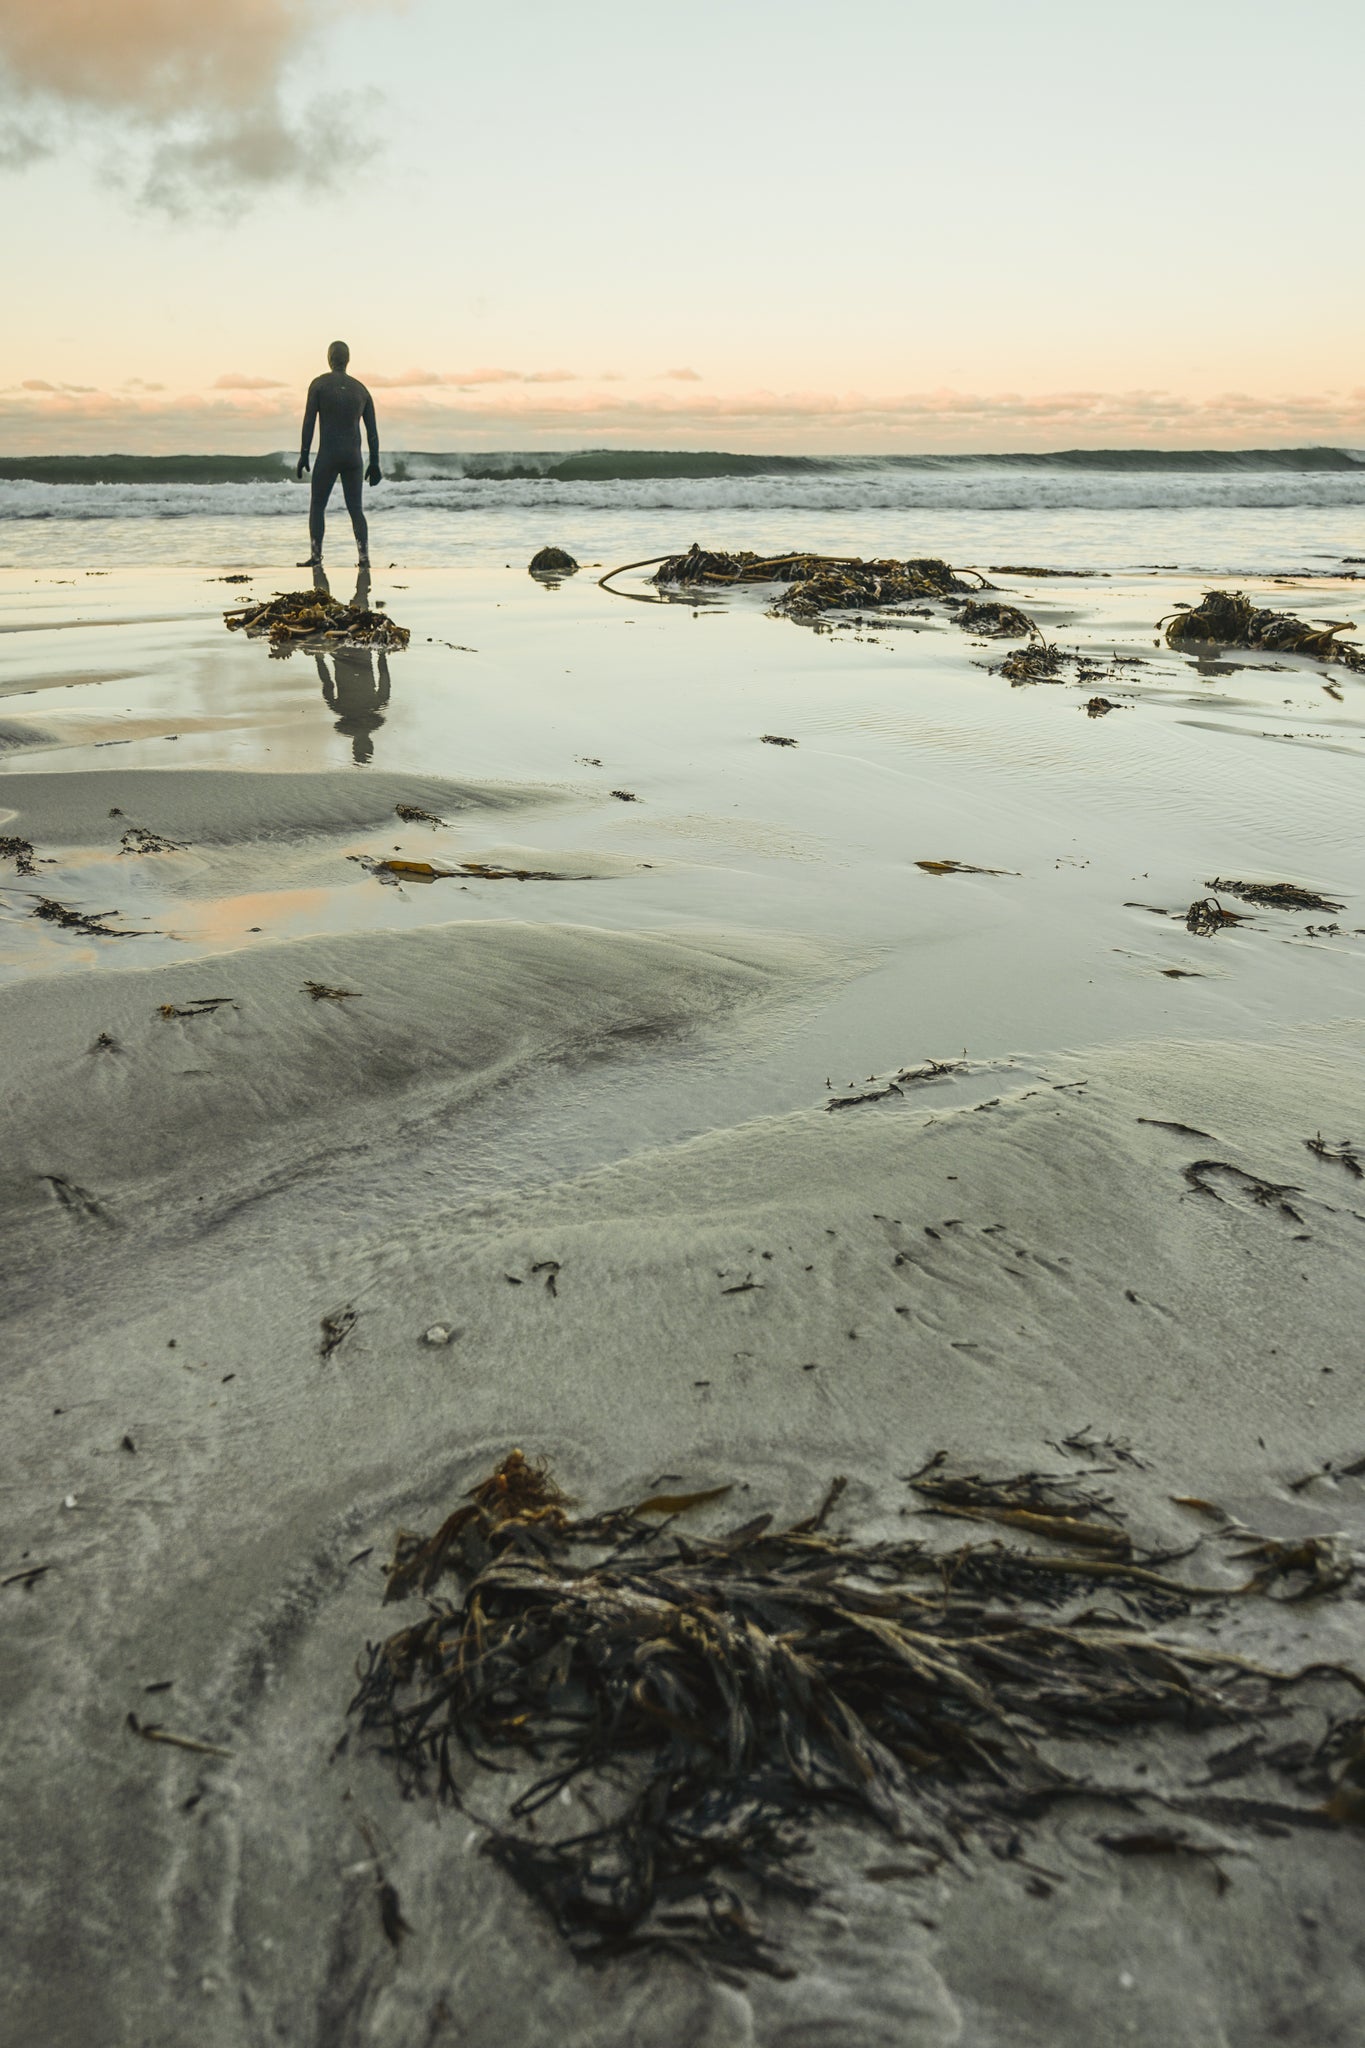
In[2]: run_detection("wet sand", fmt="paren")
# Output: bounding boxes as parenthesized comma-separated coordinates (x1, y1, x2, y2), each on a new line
(1, 554, 1362, 2046)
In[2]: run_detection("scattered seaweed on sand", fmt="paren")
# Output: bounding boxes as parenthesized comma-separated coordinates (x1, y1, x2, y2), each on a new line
(1186, 896, 1246, 935)
(321, 1306, 358, 1359)
(907, 1455, 1131, 1555)
(303, 980, 361, 1003)
(32, 898, 148, 938)
(826, 1058, 965, 1111)
(119, 826, 185, 855)
(1162, 592, 1365, 670)
(1085, 696, 1117, 717)
(998, 642, 1068, 685)
(1305, 1135, 1363, 1178)
(158, 996, 236, 1020)
(0, 835, 38, 876)
(610, 789, 638, 802)
(394, 804, 446, 827)
(989, 565, 1095, 578)
(1182, 1160, 1304, 1220)
(760, 734, 798, 747)
(529, 547, 579, 578)
(951, 600, 1038, 640)
(916, 859, 1014, 877)
(350, 1451, 1364, 1975)
(1204, 878, 1344, 914)
(637, 545, 981, 626)
(224, 590, 410, 654)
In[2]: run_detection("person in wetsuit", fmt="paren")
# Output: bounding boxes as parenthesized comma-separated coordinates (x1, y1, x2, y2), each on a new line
(297, 340, 381, 568)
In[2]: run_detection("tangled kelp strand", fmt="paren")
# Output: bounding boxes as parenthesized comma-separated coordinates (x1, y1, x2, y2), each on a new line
(350, 1451, 1363, 1974)
(1162, 591, 1365, 670)
(224, 589, 410, 654)
(951, 599, 1039, 640)
(1204, 877, 1343, 914)
(0, 835, 39, 876)
(634, 544, 982, 624)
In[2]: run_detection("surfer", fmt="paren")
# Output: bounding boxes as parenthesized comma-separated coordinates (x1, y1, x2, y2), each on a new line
(297, 341, 381, 568)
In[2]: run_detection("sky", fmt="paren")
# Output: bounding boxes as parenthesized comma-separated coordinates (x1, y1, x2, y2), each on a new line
(0, 0, 1362, 454)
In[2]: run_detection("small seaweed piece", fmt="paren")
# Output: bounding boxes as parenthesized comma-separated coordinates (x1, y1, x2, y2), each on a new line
(998, 642, 1067, 685)
(1305, 1135, 1363, 1179)
(1085, 696, 1117, 717)
(1205, 879, 1343, 914)
(0, 835, 38, 876)
(953, 600, 1038, 640)
(303, 981, 361, 1002)
(1182, 1159, 1304, 1220)
(119, 826, 185, 855)
(760, 734, 798, 747)
(916, 859, 1013, 877)
(32, 898, 148, 938)
(395, 804, 447, 826)
(1186, 897, 1245, 936)
(529, 546, 579, 577)
(320, 1306, 358, 1359)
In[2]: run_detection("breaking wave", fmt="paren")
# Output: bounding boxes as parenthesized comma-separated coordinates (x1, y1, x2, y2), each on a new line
(2, 447, 1365, 521)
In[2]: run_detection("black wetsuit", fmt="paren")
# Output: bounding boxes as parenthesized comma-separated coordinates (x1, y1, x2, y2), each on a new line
(299, 372, 380, 555)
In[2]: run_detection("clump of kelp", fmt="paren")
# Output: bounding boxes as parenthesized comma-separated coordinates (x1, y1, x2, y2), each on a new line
(224, 590, 410, 655)
(643, 545, 984, 624)
(1162, 591, 1365, 670)
(349, 1450, 1363, 1975)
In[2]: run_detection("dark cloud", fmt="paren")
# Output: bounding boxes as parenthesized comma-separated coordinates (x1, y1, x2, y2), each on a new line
(0, 1, 387, 207)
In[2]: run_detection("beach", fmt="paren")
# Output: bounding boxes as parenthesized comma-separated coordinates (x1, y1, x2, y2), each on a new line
(2, 464, 1363, 2047)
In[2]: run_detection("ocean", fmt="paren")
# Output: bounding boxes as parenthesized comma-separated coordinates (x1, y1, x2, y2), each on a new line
(1, 446, 1363, 575)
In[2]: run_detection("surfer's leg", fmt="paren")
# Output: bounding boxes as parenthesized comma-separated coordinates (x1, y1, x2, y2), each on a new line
(308, 453, 340, 558)
(339, 459, 369, 561)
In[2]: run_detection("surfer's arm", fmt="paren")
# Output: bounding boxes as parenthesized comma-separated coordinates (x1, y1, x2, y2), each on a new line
(363, 391, 381, 483)
(297, 383, 320, 476)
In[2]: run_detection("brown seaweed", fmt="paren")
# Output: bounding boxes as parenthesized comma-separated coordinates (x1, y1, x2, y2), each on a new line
(32, 898, 149, 938)
(952, 600, 1038, 640)
(1305, 1134, 1362, 1179)
(1185, 896, 1245, 935)
(1162, 591, 1365, 670)
(0, 835, 39, 876)
(642, 545, 980, 626)
(1204, 878, 1344, 914)
(998, 642, 1068, 685)
(224, 589, 410, 652)
(349, 1452, 1363, 1974)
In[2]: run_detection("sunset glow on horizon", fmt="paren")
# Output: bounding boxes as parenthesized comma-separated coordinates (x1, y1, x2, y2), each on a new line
(2, 0, 1362, 453)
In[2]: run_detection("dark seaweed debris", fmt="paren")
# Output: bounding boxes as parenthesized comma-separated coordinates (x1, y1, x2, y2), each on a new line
(998, 642, 1068, 685)
(0, 835, 38, 876)
(1305, 1135, 1363, 1179)
(1162, 592, 1365, 670)
(350, 1451, 1362, 1975)
(1204, 878, 1343, 914)
(952, 600, 1038, 640)
(529, 547, 579, 578)
(224, 590, 409, 652)
(32, 898, 147, 938)
(119, 826, 185, 855)
(648, 544, 979, 625)
(1186, 896, 1246, 935)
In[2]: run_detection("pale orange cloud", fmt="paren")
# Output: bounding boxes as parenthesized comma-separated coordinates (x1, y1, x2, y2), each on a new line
(4, 376, 1365, 454)
(214, 373, 288, 391)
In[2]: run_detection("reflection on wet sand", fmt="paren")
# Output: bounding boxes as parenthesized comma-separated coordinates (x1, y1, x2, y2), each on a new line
(312, 566, 390, 764)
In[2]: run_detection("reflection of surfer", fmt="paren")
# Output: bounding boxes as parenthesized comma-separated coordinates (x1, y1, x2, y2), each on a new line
(312, 568, 390, 764)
